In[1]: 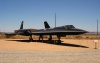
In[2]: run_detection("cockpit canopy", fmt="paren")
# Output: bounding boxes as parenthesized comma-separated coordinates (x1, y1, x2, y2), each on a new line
(54, 25, 75, 29)
(64, 25, 75, 29)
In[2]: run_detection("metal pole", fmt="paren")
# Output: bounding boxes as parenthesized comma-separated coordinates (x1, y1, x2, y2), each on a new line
(94, 19, 99, 49)
(97, 19, 98, 36)
(97, 19, 99, 49)
(55, 13, 56, 27)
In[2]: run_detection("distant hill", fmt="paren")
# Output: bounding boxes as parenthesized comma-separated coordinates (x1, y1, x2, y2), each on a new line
(85, 32, 100, 35)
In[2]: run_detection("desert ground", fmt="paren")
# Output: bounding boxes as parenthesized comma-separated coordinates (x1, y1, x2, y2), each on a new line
(0, 37, 100, 63)
(0, 39, 100, 51)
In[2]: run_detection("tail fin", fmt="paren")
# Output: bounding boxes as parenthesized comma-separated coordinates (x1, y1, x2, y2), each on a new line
(44, 21, 50, 29)
(20, 21, 24, 29)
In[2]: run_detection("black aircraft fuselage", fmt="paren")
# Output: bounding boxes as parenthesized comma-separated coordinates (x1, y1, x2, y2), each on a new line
(5, 21, 87, 44)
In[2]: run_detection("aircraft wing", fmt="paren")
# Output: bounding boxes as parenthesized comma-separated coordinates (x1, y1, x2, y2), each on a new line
(4, 32, 17, 35)
(31, 29, 87, 35)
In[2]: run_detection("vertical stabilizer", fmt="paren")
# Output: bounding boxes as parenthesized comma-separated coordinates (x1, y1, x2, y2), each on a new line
(20, 21, 24, 29)
(44, 21, 50, 29)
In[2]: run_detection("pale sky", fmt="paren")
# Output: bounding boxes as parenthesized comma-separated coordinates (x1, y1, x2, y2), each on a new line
(0, 0, 100, 32)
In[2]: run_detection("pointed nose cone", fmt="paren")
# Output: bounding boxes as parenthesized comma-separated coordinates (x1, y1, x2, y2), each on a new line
(83, 30, 88, 33)
(78, 29, 88, 34)
(73, 28, 88, 34)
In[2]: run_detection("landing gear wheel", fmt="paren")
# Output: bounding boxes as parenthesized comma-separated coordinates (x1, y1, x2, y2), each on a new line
(54, 40, 61, 44)
(57, 40, 61, 44)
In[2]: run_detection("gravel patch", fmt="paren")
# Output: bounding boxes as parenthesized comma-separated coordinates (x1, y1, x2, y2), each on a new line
(0, 50, 100, 63)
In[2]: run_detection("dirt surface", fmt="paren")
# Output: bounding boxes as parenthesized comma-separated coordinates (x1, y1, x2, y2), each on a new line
(0, 39, 100, 51)
(0, 39, 100, 63)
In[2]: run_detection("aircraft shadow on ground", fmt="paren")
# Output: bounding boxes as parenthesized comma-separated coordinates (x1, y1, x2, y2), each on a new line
(7, 39, 89, 48)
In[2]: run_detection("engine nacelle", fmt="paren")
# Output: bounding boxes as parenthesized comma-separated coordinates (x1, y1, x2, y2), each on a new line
(24, 30, 32, 36)
(15, 29, 32, 36)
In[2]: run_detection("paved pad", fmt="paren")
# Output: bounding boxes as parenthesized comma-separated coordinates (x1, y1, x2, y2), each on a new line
(0, 50, 100, 63)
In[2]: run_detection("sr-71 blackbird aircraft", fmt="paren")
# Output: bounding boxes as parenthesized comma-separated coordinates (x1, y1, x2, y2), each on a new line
(5, 21, 87, 44)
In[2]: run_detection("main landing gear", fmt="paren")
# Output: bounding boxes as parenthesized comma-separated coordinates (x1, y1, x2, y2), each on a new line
(56, 35, 61, 44)
(29, 34, 33, 41)
(28, 34, 62, 44)
(49, 35, 61, 44)
(39, 35, 43, 41)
